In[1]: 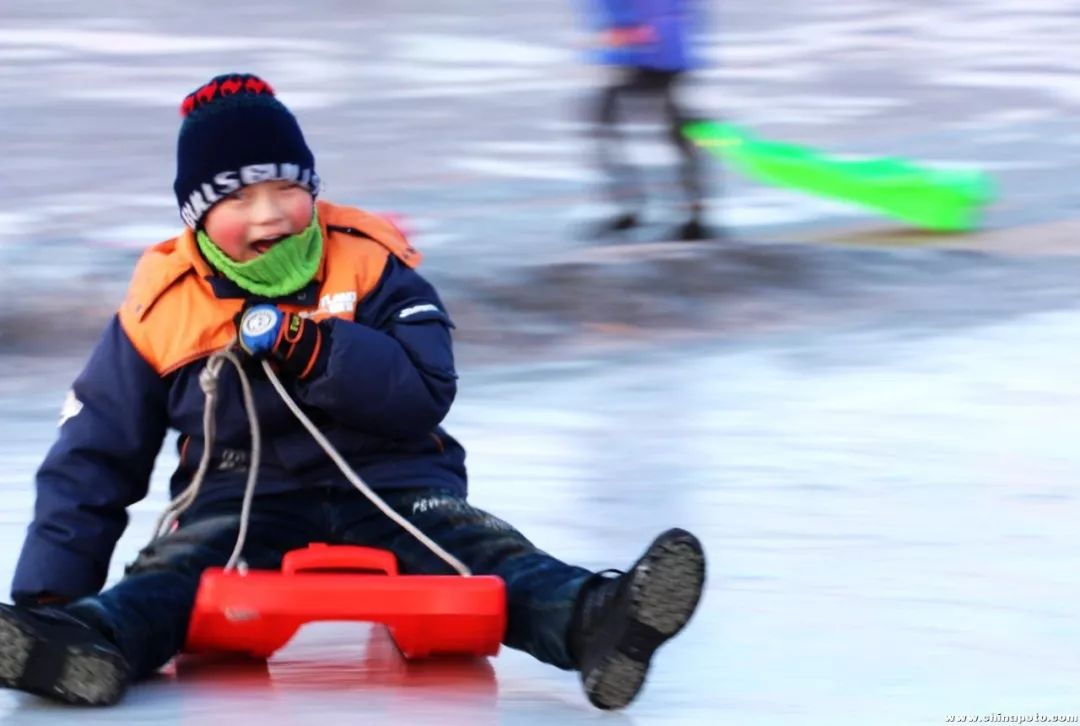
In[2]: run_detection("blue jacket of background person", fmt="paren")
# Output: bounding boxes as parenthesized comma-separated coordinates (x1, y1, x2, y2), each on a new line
(582, 0, 703, 72)
(11, 201, 467, 604)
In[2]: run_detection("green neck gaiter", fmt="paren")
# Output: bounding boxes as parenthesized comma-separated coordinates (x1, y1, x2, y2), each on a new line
(197, 211, 323, 298)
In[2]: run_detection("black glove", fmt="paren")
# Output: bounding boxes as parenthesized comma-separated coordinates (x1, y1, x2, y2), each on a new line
(237, 304, 326, 379)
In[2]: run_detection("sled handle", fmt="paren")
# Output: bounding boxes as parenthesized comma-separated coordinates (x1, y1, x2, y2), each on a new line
(281, 544, 399, 576)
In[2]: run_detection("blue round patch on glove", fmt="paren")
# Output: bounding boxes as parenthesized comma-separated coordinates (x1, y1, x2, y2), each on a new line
(239, 304, 283, 356)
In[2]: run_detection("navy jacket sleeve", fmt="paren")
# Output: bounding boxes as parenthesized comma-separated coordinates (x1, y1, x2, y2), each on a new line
(295, 256, 457, 439)
(11, 316, 169, 604)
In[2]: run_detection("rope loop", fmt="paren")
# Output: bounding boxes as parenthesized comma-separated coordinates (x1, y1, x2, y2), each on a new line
(151, 345, 472, 577)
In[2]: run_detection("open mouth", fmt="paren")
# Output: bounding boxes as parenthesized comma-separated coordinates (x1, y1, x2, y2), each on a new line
(250, 234, 288, 254)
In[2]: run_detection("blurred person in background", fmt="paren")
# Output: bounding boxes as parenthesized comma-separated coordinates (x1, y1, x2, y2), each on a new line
(581, 0, 716, 241)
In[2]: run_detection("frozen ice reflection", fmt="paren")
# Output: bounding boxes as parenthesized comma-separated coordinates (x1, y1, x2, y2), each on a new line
(0, 312, 1078, 722)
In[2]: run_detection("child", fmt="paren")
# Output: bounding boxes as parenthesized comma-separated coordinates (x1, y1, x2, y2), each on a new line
(581, 0, 715, 241)
(1, 73, 706, 710)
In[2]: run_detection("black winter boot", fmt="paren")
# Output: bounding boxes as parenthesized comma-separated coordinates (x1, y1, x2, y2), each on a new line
(0, 604, 129, 705)
(569, 528, 706, 710)
(581, 211, 642, 239)
(671, 218, 718, 242)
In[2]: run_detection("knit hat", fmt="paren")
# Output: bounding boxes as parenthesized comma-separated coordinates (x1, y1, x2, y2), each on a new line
(173, 73, 320, 228)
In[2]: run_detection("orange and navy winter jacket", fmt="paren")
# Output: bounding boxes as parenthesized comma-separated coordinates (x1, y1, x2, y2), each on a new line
(11, 200, 465, 604)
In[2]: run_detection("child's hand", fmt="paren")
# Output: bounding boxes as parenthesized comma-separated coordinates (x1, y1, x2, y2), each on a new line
(237, 304, 325, 379)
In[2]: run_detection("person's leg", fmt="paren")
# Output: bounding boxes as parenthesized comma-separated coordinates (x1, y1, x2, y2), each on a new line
(0, 490, 322, 704)
(332, 488, 706, 710)
(80, 493, 320, 678)
(590, 67, 648, 234)
(658, 71, 714, 240)
(333, 488, 592, 669)
(332, 488, 712, 704)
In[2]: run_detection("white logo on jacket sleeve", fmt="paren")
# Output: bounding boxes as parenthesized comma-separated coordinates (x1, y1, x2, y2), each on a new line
(58, 390, 83, 427)
(398, 303, 439, 320)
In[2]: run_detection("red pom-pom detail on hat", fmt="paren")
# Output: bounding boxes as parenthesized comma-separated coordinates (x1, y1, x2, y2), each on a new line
(179, 74, 276, 117)
(219, 77, 244, 96)
(246, 77, 273, 95)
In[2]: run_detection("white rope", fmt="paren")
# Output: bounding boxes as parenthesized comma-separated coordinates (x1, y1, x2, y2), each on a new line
(152, 346, 472, 578)
(151, 350, 262, 575)
(151, 355, 225, 540)
(259, 359, 471, 577)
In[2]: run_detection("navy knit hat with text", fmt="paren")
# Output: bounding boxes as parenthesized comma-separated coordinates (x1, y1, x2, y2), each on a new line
(174, 73, 319, 228)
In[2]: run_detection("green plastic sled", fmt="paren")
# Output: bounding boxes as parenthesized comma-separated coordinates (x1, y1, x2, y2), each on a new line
(683, 120, 994, 232)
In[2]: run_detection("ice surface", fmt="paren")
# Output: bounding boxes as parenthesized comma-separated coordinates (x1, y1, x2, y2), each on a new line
(0, 309, 1078, 723)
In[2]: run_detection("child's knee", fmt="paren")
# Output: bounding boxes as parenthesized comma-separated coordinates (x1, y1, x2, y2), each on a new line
(409, 494, 515, 533)
(125, 514, 241, 575)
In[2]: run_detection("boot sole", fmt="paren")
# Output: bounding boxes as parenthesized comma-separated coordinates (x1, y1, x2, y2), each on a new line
(584, 530, 706, 710)
(0, 612, 127, 706)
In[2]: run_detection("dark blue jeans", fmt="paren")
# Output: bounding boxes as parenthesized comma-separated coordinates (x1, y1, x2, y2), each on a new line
(67, 487, 593, 679)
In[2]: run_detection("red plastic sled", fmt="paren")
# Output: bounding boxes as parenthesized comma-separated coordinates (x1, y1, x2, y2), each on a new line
(184, 544, 506, 659)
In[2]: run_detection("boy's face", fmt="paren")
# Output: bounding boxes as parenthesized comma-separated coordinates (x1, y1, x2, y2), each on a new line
(202, 180, 314, 262)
